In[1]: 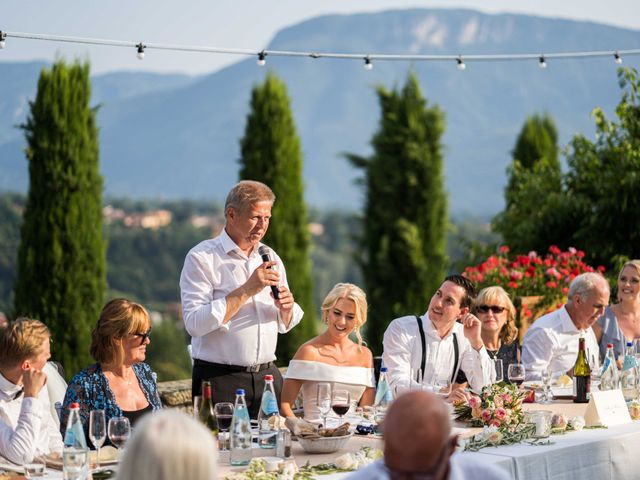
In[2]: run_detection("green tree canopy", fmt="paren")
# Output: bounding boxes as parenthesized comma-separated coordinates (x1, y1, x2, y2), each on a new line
(14, 60, 106, 376)
(239, 72, 317, 362)
(347, 72, 448, 354)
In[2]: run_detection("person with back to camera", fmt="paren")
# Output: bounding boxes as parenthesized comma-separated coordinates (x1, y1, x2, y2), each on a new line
(280, 283, 375, 424)
(61, 298, 162, 439)
(0, 318, 63, 464)
(116, 409, 218, 480)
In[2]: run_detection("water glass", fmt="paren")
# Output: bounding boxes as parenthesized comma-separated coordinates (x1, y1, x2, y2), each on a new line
(539, 368, 553, 404)
(316, 383, 332, 428)
(507, 363, 526, 386)
(89, 410, 106, 469)
(108, 416, 131, 452)
(493, 359, 504, 383)
(193, 395, 203, 418)
(63, 448, 88, 480)
(24, 457, 46, 478)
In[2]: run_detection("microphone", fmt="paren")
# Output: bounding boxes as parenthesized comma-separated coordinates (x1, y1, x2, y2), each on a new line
(258, 245, 280, 299)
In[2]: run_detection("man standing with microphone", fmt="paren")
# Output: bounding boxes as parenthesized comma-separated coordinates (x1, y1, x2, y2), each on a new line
(180, 180, 303, 417)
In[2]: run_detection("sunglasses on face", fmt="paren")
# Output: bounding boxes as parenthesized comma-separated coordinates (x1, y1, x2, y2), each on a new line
(133, 329, 151, 344)
(477, 305, 506, 314)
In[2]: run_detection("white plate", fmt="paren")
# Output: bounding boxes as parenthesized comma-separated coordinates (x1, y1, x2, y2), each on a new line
(550, 386, 573, 398)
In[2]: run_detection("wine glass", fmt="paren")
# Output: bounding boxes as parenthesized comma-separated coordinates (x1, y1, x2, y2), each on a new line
(539, 368, 553, 404)
(193, 395, 203, 418)
(316, 383, 332, 428)
(89, 410, 106, 470)
(493, 359, 504, 384)
(507, 363, 526, 387)
(23, 456, 46, 478)
(214, 402, 234, 452)
(331, 389, 351, 425)
(108, 416, 131, 454)
(589, 352, 602, 392)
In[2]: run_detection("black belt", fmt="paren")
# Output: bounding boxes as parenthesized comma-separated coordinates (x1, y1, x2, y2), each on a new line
(194, 359, 275, 373)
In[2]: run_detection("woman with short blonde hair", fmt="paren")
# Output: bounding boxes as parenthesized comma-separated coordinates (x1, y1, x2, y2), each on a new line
(281, 283, 375, 423)
(116, 410, 217, 480)
(61, 298, 162, 440)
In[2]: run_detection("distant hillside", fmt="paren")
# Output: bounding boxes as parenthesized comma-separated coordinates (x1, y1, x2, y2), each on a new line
(1, 8, 639, 215)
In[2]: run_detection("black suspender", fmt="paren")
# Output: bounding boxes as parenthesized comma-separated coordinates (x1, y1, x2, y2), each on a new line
(415, 315, 459, 384)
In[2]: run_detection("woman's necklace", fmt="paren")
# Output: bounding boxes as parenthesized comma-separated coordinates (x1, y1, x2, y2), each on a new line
(106, 368, 134, 386)
(315, 345, 349, 364)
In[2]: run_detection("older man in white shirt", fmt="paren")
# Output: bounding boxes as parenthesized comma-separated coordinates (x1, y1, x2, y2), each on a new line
(383, 275, 494, 398)
(0, 318, 63, 464)
(522, 272, 610, 381)
(180, 180, 304, 417)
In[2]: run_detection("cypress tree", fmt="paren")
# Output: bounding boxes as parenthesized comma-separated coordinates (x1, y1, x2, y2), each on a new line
(14, 60, 106, 376)
(492, 113, 562, 252)
(239, 72, 316, 362)
(347, 72, 448, 355)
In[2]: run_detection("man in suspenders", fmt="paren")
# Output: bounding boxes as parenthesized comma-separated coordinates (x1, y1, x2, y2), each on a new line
(382, 275, 495, 399)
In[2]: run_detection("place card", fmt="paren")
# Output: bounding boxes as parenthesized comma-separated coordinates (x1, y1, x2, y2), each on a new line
(584, 390, 632, 427)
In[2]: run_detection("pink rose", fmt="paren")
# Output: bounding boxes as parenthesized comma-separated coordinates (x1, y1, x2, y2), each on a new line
(494, 407, 507, 420)
(481, 409, 492, 422)
(489, 419, 502, 428)
(468, 396, 481, 409)
(500, 393, 512, 403)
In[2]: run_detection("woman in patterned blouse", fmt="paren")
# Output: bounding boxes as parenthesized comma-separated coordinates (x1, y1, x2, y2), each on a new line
(60, 298, 162, 440)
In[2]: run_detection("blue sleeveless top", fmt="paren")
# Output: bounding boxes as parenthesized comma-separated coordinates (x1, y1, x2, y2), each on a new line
(597, 306, 627, 360)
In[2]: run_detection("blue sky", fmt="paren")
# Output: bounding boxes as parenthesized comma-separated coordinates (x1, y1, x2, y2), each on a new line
(2, 0, 639, 75)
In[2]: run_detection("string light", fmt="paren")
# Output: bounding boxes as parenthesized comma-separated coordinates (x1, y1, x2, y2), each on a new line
(1, 30, 639, 69)
(136, 43, 145, 60)
(257, 50, 266, 66)
(364, 56, 373, 70)
(539, 55, 547, 69)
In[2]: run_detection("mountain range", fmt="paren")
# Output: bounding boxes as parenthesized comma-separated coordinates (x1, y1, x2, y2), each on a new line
(1, 8, 639, 215)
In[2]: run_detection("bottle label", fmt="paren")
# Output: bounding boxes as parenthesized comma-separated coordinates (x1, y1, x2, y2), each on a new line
(261, 392, 278, 415)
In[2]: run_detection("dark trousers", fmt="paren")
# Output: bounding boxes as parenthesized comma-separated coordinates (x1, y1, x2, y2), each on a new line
(192, 360, 283, 419)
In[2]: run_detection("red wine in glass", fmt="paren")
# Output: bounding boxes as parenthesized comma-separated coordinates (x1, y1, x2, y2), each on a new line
(110, 435, 128, 448)
(217, 414, 232, 431)
(332, 404, 350, 416)
(511, 377, 525, 386)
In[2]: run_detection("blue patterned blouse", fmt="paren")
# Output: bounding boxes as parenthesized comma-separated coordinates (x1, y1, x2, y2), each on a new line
(60, 362, 162, 440)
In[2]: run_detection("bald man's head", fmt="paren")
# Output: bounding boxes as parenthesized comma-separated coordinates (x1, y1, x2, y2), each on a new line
(383, 391, 456, 478)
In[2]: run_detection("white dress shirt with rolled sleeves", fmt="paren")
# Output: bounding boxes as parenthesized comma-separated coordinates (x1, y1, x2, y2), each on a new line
(0, 372, 63, 465)
(382, 314, 494, 394)
(180, 228, 303, 366)
(522, 305, 599, 381)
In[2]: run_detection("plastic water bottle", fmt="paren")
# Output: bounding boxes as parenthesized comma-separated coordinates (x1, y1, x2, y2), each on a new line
(257, 375, 279, 449)
(63, 402, 88, 480)
(374, 367, 393, 420)
(230, 389, 252, 466)
(620, 342, 637, 401)
(600, 343, 620, 391)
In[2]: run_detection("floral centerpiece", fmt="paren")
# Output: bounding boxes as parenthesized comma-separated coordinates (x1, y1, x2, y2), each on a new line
(454, 382, 525, 428)
(463, 246, 604, 327)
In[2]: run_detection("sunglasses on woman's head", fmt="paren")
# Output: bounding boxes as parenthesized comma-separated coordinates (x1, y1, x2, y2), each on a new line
(477, 305, 506, 314)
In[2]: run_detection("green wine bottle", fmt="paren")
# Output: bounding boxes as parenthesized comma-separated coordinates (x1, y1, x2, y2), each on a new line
(198, 380, 219, 436)
(573, 337, 591, 403)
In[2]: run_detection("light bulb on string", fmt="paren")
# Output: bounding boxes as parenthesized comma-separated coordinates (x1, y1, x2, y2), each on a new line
(539, 55, 547, 69)
(257, 51, 266, 66)
(0, 31, 6, 49)
(136, 43, 145, 60)
(363, 56, 373, 71)
(614, 52, 622, 64)
(456, 56, 466, 70)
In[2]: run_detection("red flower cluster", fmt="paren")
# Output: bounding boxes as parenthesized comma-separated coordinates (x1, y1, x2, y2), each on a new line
(463, 246, 605, 311)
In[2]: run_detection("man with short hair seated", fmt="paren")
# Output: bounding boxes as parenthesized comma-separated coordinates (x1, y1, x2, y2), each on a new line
(522, 272, 610, 381)
(0, 318, 63, 464)
(347, 390, 509, 479)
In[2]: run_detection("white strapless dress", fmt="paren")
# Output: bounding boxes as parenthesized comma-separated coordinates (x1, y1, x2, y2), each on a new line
(285, 360, 375, 423)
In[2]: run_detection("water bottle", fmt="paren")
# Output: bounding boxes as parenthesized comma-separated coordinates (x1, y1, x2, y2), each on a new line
(257, 375, 279, 449)
(374, 367, 393, 420)
(620, 342, 637, 401)
(63, 403, 88, 480)
(230, 389, 252, 466)
(600, 343, 620, 391)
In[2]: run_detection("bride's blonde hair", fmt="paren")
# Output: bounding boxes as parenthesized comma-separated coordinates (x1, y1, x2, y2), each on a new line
(321, 283, 368, 348)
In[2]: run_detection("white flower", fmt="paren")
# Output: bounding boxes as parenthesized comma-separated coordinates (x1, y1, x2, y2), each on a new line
(335, 453, 357, 470)
(569, 416, 585, 431)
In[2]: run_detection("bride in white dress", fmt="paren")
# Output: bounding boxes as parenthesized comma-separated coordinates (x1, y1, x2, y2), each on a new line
(281, 283, 375, 424)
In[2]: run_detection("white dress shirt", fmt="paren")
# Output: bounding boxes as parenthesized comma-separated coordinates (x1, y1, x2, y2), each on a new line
(180, 228, 303, 366)
(347, 454, 510, 480)
(0, 371, 64, 464)
(382, 314, 494, 394)
(522, 305, 599, 381)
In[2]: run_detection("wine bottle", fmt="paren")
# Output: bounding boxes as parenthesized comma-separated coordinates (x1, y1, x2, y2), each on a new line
(573, 337, 591, 403)
(198, 381, 219, 436)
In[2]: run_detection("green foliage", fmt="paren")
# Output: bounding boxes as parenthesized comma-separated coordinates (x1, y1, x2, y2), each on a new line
(239, 72, 317, 362)
(144, 317, 192, 382)
(492, 113, 562, 252)
(14, 60, 106, 375)
(347, 72, 448, 354)
(0, 194, 23, 313)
